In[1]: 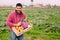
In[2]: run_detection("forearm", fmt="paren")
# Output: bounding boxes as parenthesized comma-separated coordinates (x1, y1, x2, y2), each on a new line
(17, 19, 26, 26)
(23, 25, 32, 33)
(7, 22, 14, 27)
(6, 20, 18, 27)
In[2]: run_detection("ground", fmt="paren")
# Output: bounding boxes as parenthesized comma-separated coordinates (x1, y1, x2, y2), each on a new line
(0, 7, 60, 40)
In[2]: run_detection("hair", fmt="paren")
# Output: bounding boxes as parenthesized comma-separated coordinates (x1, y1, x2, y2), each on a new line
(16, 3, 22, 7)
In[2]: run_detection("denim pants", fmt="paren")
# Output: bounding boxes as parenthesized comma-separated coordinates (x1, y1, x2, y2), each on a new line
(10, 31, 24, 40)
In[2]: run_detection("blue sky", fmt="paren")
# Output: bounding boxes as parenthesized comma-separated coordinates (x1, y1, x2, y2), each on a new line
(0, 0, 60, 6)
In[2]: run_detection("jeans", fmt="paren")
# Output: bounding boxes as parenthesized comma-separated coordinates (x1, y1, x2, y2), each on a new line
(10, 31, 24, 40)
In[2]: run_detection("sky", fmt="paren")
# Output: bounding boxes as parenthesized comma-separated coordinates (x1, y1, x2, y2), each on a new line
(0, 0, 60, 6)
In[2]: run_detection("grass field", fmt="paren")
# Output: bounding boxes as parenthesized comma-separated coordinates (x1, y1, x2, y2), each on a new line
(0, 7, 60, 40)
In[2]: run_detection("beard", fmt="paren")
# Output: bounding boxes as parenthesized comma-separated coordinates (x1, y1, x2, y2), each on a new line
(15, 10, 22, 15)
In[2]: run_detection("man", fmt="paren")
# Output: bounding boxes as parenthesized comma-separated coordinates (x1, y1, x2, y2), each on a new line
(6, 3, 32, 40)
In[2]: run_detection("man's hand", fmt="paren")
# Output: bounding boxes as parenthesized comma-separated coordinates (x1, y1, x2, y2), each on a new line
(13, 24, 17, 27)
(16, 19, 25, 27)
(22, 24, 33, 33)
(17, 22, 21, 26)
(13, 24, 20, 27)
(13, 21, 22, 27)
(19, 30, 24, 35)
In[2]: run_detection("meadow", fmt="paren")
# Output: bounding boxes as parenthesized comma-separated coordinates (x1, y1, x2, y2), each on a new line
(0, 7, 60, 40)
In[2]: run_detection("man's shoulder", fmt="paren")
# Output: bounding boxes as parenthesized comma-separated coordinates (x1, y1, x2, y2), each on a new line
(9, 10, 16, 15)
(10, 10, 15, 14)
(8, 10, 16, 17)
(22, 12, 26, 15)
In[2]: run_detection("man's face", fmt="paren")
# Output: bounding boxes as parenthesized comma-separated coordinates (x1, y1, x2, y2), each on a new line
(15, 6, 22, 14)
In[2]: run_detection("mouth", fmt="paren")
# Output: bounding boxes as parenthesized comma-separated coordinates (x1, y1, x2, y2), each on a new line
(15, 10, 22, 15)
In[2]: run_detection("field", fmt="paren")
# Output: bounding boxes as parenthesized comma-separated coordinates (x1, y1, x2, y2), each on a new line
(0, 7, 60, 40)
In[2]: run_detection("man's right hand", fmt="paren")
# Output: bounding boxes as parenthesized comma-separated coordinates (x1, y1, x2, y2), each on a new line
(13, 21, 22, 27)
(13, 24, 20, 27)
(17, 22, 21, 26)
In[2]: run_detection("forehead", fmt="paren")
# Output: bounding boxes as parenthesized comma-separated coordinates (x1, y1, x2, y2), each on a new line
(16, 6, 22, 8)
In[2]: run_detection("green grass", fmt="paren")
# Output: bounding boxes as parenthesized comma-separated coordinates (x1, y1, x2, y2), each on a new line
(0, 7, 60, 40)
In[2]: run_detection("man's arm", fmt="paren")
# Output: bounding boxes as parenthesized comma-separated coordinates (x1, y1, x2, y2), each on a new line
(6, 13, 17, 27)
(17, 12, 26, 26)
(23, 24, 33, 32)
(19, 23, 33, 35)
(17, 19, 26, 26)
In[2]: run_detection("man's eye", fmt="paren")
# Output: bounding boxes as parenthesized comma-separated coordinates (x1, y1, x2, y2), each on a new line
(17, 8, 21, 9)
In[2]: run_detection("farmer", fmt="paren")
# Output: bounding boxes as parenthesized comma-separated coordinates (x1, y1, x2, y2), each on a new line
(6, 3, 32, 40)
